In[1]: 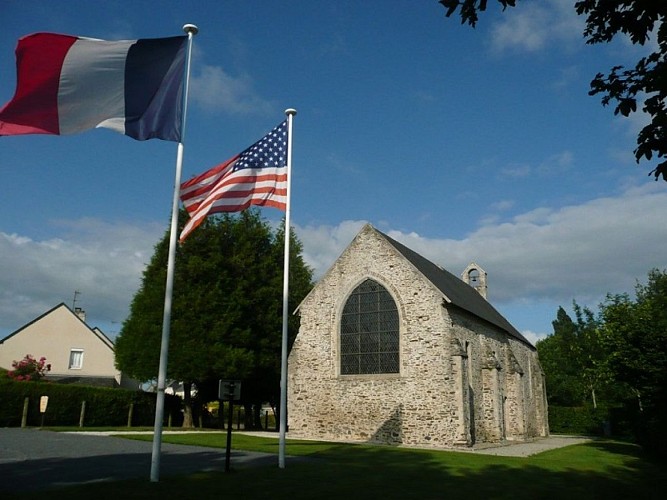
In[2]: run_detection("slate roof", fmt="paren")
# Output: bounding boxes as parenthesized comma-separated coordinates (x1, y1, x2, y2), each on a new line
(376, 228, 534, 349)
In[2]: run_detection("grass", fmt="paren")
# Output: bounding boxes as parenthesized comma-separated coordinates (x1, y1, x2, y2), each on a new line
(11, 431, 667, 499)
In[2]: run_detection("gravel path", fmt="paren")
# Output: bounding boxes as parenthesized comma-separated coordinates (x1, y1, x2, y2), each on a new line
(466, 435, 592, 456)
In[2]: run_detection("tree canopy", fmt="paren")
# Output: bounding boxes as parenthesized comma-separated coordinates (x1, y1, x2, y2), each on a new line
(599, 269, 667, 452)
(536, 303, 613, 408)
(439, 0, 667, 180)
(538, 269, 667, 457)
(114, 209, 313, 427)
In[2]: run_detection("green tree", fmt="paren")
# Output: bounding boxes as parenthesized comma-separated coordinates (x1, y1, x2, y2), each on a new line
(439, 0, 667, 180)
(537, 304, 610, 408)
(599, 269, 667, 455)
(115, 209, 313, 427)
(537, 307, 585, 406)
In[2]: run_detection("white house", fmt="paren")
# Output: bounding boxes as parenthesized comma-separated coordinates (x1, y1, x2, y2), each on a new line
(0, 303, 138, 388)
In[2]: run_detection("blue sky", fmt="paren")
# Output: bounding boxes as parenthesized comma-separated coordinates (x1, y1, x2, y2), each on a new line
(1, 0, 665, 344)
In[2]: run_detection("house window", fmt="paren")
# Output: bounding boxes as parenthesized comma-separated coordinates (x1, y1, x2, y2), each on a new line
(340, 279, 399, 375)
(69, 349, 84, 369)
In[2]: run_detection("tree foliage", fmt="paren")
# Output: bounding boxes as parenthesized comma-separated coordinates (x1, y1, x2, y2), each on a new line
(536, 304, 612, 408)
(539, 270, 667, 455)
(439, 0, 667, 180)
(114, 209, 313, 427)
(599, 269, 667, 454)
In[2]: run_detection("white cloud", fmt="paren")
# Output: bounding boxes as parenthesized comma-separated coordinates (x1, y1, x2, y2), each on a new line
(0, 219, 163, 337)
(2, 183, 665, 340)
(373, 183, 667, 306)
(537, 150, 574, 174)
(293, 220, 367, 277)
(500, 163, 531, 178)
(490, 199, 515, 212)
(490, 0, 584, 53)
(499, 151, 573, 179)
(296, 183, 666, 310)
(190, 64, 273, 115)
(552, 65, 580, 90)
(522, 330, 549, 346)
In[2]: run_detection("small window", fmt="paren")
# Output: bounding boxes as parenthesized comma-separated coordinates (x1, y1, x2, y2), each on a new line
(340, 279, 399, 375)
(69, 349, 84, 369)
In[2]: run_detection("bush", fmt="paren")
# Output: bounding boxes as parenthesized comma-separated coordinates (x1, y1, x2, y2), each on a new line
(0, 377, 183, 427)
(7, 354, 51, 381)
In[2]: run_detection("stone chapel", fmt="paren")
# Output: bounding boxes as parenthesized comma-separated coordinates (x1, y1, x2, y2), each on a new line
(287, 224, 549, 448)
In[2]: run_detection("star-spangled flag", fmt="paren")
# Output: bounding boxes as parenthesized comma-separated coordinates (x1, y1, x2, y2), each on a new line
(0, 32, 186, 141)
(179, 119, 289, 241)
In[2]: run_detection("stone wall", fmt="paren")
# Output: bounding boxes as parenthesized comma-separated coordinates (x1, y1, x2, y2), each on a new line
(288, 225, 548, 448)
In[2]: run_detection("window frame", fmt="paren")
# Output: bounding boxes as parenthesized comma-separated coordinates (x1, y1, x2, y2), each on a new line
(68, 348, 84, 370)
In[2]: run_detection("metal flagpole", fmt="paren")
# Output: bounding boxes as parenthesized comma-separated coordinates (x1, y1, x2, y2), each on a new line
(150, 23, 198, 483)
(279, 108, 297, 468)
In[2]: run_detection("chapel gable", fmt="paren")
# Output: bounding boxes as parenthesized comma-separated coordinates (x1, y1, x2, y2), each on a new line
(288, 224, 548, 449)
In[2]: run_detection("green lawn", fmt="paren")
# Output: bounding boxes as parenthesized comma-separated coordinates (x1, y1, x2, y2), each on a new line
(18, 432, 667, 499)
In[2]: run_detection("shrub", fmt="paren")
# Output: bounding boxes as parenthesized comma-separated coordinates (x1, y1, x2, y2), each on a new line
(7, 354, 51, 381)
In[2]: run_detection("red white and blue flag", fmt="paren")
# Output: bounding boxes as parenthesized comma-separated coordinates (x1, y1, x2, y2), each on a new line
(179, 120, 289, 242)
(0, 32, 186, 141)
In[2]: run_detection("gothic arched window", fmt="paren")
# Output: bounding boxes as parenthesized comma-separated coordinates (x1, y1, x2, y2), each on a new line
(340, 279, 399, 375)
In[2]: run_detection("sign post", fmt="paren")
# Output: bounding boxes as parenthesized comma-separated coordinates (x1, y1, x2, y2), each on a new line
(39, 396, 49, 428)
(218, 380, 241, 472)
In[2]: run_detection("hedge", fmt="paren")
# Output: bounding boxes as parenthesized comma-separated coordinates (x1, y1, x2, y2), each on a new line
(548, 404, 635, 437)
(0, 376, 183, 427)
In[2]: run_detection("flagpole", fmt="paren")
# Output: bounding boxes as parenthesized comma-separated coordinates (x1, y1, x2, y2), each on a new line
(279, 108, 297, 468)
(150, 23, 198, 483)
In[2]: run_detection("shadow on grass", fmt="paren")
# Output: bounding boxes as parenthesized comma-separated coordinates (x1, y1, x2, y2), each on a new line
(2, 433, 664, 500)
(277, 440, 665, 500)
(583, 438, 647, 457)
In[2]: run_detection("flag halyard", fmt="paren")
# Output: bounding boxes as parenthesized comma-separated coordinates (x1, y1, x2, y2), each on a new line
(179, 119, 289, 241)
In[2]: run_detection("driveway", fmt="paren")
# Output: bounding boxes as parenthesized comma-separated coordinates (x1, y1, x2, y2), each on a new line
(0, 428, 283, 493)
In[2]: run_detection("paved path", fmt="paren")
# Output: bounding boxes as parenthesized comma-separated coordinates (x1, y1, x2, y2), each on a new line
(0, 428, 286, 493)
(466, 434, 592, 457)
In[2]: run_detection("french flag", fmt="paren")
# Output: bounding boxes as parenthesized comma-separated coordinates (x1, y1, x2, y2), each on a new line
(0, 33, 187, 142)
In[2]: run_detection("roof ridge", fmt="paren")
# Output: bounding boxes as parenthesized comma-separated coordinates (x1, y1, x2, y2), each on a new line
(372, 226, 533, 348)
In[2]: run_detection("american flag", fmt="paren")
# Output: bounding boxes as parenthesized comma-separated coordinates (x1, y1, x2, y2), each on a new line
(179, 120, 289, 242)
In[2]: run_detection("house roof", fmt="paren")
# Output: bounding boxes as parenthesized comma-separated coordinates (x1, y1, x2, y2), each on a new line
(375, 227, 534, 349)
(0, 302, 114, 350)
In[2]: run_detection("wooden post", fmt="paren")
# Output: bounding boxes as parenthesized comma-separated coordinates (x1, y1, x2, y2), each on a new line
(127, 403, 134, 428)
(225, 395, 234, 472)
(79, 401, 86, 428)
(21, 397, 29, 428)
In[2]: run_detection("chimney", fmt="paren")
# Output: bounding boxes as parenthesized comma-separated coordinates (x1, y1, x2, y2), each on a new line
(74, 307, 86, 322)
